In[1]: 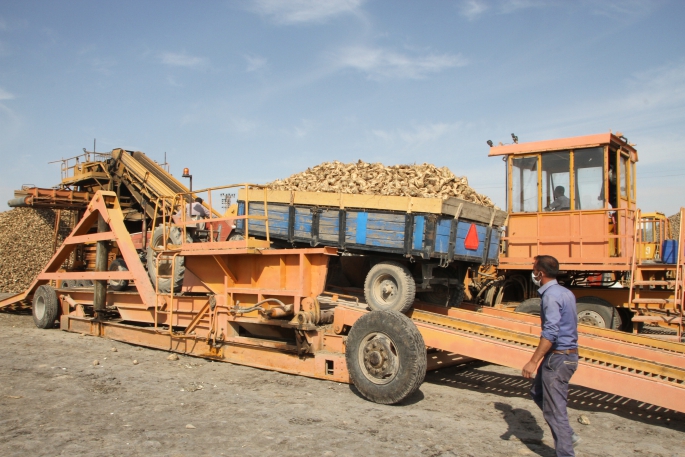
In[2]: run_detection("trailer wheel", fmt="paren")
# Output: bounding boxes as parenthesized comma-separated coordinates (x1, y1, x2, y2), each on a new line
(108, 258, 129, 291)
(577, 297, 622, 329)
(32, 285, 60, 329)
(514, 298, 541, 315)
(147, 226, 189, 293)
(364, 261, 416, 313)
(346, 311, 426, 404)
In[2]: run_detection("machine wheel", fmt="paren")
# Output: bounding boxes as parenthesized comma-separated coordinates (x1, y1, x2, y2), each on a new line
(146, 226, 188, 293)
(346, 311, 426, 404)
(108, 258, 129, 291)
(60, 279, 75, 289)
(32, 285, 60, 329)
(364, 261, 416, 313)
(577, 297, 622, 329)
(228, 232, 244, 241)
(515, 297, 541, 315)
(419, 283, 465, 308)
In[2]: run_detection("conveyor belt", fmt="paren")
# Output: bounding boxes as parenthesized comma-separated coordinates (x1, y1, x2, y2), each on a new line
(406, 306, 685, 414)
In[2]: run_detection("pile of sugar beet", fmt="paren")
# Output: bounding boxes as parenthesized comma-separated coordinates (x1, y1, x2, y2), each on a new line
(268, 160, 495, 207)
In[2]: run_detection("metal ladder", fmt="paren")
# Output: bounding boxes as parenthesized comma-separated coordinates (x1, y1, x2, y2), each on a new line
(154, 250, 180, 334)
(628, 209, 684, 338)
(150, 195, 184, 334)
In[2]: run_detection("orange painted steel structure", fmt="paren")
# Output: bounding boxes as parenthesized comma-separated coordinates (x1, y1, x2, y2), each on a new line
(490, 132, 639, 271)
(1, 190, 685, 411)
(484, 132, 684, 336)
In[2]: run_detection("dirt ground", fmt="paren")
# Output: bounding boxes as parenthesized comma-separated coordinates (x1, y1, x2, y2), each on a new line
(1, 311, 684, 457)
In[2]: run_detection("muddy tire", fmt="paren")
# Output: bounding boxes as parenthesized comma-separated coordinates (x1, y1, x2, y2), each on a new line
(515, 297, 542, 315)
(32, 285, 60, 329)
(228, 232, 244, 241)
(364, 261, 416, 313)
(146, 226, 189, 293)
(577, 296, 622, 329)
(108, 258, 129, 291)
(346, 311, 426, 404)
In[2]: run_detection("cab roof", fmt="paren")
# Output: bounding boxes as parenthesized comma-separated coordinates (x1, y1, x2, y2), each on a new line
(488, 132, 638, 161)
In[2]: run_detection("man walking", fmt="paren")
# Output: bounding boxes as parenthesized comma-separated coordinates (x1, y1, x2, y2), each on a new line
(522, 255, 579, 456)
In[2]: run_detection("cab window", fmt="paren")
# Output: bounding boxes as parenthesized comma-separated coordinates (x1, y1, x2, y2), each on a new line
(511, 156, 538, 212)
(542, 151, 570, 211)
(573, 147, 604, 210)
(620, 154, 628, 198)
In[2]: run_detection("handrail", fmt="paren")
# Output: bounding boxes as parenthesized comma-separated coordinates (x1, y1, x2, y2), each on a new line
(50, 152, 113, 182)
(627, 209, 641, 333)
(148, 183, 272, 253)
(677, 207, 685, 339)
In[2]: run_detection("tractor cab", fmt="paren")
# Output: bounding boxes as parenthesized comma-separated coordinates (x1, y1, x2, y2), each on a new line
(489, 133, 638, 271)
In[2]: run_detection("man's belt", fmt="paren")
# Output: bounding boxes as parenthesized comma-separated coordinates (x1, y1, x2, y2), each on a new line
(551, 348, 578, 355)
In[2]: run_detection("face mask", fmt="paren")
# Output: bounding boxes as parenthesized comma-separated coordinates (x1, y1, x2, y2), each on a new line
(531, 271, 542, 287)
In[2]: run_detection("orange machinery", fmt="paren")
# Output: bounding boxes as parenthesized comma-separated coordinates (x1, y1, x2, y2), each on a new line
(474, 133, 684, 339)
(2, 188, 685, 412)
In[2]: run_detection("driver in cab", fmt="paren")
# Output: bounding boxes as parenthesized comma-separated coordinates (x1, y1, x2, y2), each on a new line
(545, 186, 570, 211)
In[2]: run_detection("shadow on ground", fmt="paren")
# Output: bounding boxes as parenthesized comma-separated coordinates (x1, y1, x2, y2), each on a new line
(426, 361, 685, 432)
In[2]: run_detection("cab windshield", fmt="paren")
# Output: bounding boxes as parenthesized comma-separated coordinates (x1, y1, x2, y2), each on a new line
(509, 147, 605, 213)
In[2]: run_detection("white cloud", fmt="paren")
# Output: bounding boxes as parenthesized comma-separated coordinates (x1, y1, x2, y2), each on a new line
(250, 0, 364, 24)
(160, 52, 208, 68)
(459, 0, 550, 20)
(0, 101, 22, 148)
(586, 0, 657, 19)
(373, 122, 463, 144)
(292, 119, 314, 138)
(461, 0, 655, 21)
(0, 87, 14, 100)
(228, 117, 258, 134)
(459, 0, 489, 21)
(335, 46, 467, 80)
(245, 54, 267, 72)
(500, 0, 547, 13)
(166, 75, 182, 87)
(91, 57, 117, 75)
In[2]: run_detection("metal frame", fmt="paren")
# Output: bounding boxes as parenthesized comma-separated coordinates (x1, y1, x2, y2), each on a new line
(3, 191, 685, 414)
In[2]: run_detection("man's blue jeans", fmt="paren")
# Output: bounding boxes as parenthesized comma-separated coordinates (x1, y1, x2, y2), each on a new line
(530, 351, 579, 457)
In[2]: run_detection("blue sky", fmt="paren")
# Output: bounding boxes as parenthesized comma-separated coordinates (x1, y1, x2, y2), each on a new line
(1, 0, 684, 214)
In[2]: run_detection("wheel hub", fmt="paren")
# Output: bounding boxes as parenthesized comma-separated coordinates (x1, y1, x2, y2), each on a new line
(376, 276, 398, 303)
(34, 296, 45, 319)
(359, 333, 399, 384)
(578, 309, 606, 327)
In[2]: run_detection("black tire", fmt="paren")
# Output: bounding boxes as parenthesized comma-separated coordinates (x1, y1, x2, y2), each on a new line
(515, 297, 541, 315)
(346, 311, 426, 404)
(419, 283, 465, 308)
(32, 285, 60, 329)
(146, 226, 189, 293)
(576, 296, 622, 329)
(364, 261, 416, 313)
(228, 232, 244, 241)
(108, 258, 129, 291)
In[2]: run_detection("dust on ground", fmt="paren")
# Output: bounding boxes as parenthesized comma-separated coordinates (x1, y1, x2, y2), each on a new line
(1, 311, 684, 457)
